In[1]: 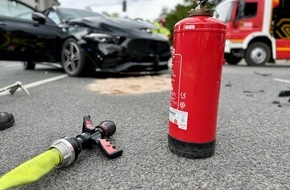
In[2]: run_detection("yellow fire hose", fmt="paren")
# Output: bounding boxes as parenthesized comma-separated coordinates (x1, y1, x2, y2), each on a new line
(0, 116, 123, 189)
(0, 148, 62, 190)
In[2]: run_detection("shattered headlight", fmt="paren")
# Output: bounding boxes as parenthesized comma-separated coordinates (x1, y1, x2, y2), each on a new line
(84, 33, 121, 44)
(140, 28, 152, 34)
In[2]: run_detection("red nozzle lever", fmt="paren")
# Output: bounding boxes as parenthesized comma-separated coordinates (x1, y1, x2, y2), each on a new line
(98, 139, 123, 159)
(82, 115, 95, 134)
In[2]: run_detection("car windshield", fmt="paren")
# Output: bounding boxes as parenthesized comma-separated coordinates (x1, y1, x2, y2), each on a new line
(59, 8, 104, 20)
(213, 1, 235, 23)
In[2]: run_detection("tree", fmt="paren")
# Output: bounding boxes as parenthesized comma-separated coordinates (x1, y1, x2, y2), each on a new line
(165, 1, 197, 43)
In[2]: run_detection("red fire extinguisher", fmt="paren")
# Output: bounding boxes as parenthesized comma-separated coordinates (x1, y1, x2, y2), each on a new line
(168, 0, 226, 159)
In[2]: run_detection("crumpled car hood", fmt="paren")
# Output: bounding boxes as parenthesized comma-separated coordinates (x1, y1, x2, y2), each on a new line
(69, 16, 157, 31)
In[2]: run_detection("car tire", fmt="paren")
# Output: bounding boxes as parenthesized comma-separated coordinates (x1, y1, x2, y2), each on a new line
(245, 42, 270, 66)
(61, 38, 85, 77)
(23, 62, 35, 70)
(224, 53, 242, 65)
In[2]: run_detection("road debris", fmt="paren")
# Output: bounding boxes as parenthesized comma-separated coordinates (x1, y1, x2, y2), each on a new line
(278, 90, 290, 97)
(254, 71, 272, 77)
(243, 89, 264, 93)
(0, 81, 30, 96)
(225, 81, 232, 87)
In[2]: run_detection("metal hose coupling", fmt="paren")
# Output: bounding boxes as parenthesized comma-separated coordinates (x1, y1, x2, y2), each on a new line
(49, 139, 76, 168)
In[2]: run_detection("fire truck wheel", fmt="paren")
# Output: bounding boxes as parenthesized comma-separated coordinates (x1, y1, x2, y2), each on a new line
(23, 62, 36, 70)
(245, 42, 270, 66)
(224, 53, 242, 65)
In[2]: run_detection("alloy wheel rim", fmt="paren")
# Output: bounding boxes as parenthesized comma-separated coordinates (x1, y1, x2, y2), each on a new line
(62, 42, 80, 73)
(250, 47, 267, 64)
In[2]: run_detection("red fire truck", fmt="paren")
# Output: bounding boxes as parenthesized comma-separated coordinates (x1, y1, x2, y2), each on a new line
(214, 0, 290, 66)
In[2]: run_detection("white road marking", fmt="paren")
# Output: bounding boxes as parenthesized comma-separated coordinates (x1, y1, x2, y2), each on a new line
(273, 78, 290, 84)
(24, 74, 68, 88)
(0, 74, 68, 96)
(0, 62, 22, 68)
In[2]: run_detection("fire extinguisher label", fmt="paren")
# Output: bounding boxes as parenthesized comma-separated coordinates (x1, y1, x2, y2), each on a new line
(170, 54, 182, 108)
(169, 106, 188, 130)
(185, 24, 195, 30)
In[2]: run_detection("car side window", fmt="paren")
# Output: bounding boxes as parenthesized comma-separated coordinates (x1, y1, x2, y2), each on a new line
(0, 0, 34, 21)
(48, 11, 61, 24)
(0, 1, 10, 16)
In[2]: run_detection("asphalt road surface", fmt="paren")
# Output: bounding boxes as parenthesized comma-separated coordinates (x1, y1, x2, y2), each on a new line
(0, 61, 290, 189)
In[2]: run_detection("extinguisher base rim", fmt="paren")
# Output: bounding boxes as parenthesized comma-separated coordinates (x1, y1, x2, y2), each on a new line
(168, 135, 215, 159)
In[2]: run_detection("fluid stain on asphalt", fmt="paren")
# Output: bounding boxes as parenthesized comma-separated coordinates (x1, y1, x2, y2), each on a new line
(89, 74, 171, 95)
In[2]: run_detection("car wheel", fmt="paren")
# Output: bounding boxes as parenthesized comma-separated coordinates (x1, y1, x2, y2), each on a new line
(224, 53, 242, 65)
(23, 62, 35, 70)
(61, 38, 85, 76)
(245, 42, 270, 66)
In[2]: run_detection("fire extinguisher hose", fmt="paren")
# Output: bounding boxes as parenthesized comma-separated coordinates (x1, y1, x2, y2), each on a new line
(0, 148, 62, 190)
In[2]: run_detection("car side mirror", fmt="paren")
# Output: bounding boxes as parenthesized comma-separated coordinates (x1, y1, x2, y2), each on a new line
(32, 12, 46, 24)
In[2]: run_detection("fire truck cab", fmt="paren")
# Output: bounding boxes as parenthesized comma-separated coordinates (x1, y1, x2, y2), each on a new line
(214, 0, 290, 66)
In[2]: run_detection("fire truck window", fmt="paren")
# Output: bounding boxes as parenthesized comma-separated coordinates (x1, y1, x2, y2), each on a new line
(213, 1, 234, 23)
(280, 0, 290, 9)
(237, 2, 257, 19)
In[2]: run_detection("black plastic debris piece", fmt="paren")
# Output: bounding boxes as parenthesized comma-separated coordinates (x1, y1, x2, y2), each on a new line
(278, 90, 290, 97)
(225, 81, 232, 87)
(245, 93, 255, 97)
(0, 112, 15, 130)
(243, 90, 265, 94)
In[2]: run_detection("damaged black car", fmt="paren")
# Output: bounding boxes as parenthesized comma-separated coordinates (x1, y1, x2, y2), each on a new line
(0, 0, 171, 76)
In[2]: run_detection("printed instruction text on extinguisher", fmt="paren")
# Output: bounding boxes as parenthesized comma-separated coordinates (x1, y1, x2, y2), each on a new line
(169, 53, 188, 130)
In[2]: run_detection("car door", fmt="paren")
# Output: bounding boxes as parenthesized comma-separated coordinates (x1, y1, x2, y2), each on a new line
(0, 0, 61, 62)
